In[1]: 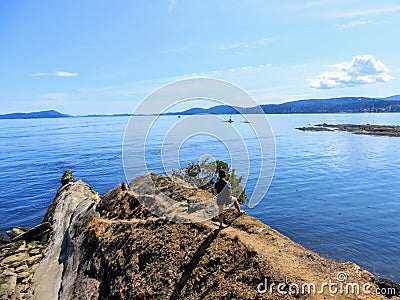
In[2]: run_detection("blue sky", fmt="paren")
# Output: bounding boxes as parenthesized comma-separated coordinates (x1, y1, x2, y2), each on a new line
(1, 0, 400, 114)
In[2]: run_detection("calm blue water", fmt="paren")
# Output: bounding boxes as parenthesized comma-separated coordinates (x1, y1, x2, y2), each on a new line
(0, 114, 399, 282)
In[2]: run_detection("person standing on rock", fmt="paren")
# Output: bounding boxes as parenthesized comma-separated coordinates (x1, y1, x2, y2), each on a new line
(214, 169, 243, 228)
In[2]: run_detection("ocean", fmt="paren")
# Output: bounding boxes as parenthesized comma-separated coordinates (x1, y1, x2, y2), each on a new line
(0, 113, 399, 282)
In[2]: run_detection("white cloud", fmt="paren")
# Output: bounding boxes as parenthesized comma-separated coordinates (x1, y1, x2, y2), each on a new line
(336, 19, 385, 29)
(228, 64, 272, 73)
(32, 71, 79, 77)
(310, 55, 393, 89)
(55, 71, 79, 77)
(31, 73, 51, 76)
(168, 0, 177, 14)
(219, 37, 273, 51)
(336, 19, 371, 29)
(328, 5, 400, 18)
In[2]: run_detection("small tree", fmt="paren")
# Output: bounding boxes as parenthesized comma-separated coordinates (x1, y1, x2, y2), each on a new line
(172, 159, 248, 204)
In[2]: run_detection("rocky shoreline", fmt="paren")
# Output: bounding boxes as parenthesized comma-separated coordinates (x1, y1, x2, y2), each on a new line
(297, 123, 400, 137)
(0, 223, 50, 299)
(1, 173, 399, 299)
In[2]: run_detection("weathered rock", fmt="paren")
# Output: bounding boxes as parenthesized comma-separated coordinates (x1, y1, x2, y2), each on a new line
(27, 248, 41, 256)
(6, 227, 25, 239)
(0, 269, 17, 299)
(129, 172, 218, 223)
(13, 240, 26, 253)
(11, 222, 51, 242)
(26, 254, 41, 266)
(27, 241, 43, 250)
(0, 238, 40, 300)
(296, 126, 333, 132)
(2, 240, 25, 255)
(98, 182, 152, 220)
(30, 264, 38, 274)
(13, 288, 27, 300)
(18, 282, 30, 293)
(21, 275, 32, 284)
(14, 264, 29, 273)
(376, 278, 400, 296)
(0, 234, 11, 244)
(16, 226, 33, 232)
(30, 180, 100, 300)
(0, 252, 29, 268)
(17, 271, 31, 280)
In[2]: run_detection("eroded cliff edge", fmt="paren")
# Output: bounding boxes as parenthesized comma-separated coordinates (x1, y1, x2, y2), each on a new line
(1, 173, 399, 299)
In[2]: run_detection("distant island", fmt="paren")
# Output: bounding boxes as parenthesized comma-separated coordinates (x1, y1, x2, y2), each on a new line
(0, 110, 136, 120)
(0, 110, 71, 119)
(2, 94, 400, 119)
(166, 95, 400, 115)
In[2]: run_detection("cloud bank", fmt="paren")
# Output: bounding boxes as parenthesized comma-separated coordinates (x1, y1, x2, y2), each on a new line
(310, 55, 392, 89)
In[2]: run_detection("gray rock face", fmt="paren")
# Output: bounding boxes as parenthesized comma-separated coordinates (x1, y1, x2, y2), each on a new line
(30, 180, 99, 300)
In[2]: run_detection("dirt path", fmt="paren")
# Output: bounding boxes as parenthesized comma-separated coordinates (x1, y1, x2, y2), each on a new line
(94, 216, 159, 224)
(202, 213, 395, 300)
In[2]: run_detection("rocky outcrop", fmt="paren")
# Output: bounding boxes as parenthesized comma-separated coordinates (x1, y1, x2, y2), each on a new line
(1, 173, 399, 299)
(296, 126, 333, 132)
(297, 123, 400, 137)
(30, 180, 100, 300)
(97, 181, 152, 220)
(129, 172, 219, 223)
(0, 227, 47, 300)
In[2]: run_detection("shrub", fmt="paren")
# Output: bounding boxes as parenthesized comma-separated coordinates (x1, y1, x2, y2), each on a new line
(172, 159, 248, 204)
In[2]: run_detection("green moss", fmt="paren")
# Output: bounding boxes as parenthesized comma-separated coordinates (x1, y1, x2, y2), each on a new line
(204, 244, 227, 268)
(61, 170, 75, 186)
(29, 241, 42, 248)
(90, 186, 100, 198)
(14, 227, 25, 234)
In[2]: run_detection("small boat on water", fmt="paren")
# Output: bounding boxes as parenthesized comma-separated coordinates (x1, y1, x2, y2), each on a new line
(223, 116, 251, 124)
(223, 116, 234, 123)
